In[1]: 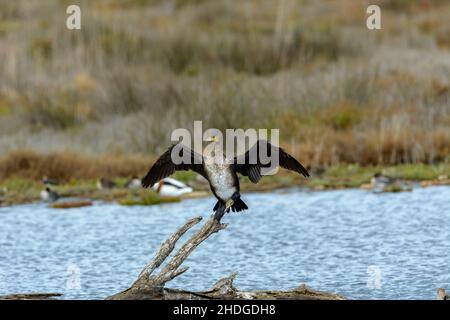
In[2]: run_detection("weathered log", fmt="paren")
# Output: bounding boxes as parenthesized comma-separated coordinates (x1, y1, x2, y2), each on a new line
(107, 215, 345, 300)
(50, 201, 93, 209)
(0, 293, 63, 300)
(437, 288, 449, 300)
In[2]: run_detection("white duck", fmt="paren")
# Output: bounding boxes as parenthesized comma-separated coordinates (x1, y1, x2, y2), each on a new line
(152, 178, 193, 197)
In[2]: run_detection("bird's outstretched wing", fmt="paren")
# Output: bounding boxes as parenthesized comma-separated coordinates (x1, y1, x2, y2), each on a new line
(233, 140, 309, 183)
(142, 144, 206, 188)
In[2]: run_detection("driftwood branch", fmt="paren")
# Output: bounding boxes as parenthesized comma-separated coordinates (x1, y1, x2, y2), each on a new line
(437, 288, 449, 300)
(2, 215, 447, 300)
(107, 214, 344, 300)
(137, 216, 203, 280)
(0, 293, 62, 300)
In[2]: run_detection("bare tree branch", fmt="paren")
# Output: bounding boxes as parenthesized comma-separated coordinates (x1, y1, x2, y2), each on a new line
(107, 214, 345, 300)
(138, 216, 202, 279)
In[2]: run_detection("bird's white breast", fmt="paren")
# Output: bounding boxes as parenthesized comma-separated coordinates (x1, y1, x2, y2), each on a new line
(204, 161, 236, 201)
(40, 190, 49, 200)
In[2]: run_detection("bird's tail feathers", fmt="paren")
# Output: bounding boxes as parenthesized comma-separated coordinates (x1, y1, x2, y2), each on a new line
(213, 197, 248, 221)
(231, 197, 248, 212)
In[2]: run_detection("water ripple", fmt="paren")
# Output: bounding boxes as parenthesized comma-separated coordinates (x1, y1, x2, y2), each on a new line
(0, 186, 449, 299)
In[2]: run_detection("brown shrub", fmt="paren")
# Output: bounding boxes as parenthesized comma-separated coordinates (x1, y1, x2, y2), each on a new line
(321, 103, 362, 131)
(0, 0, 449, 168)
(0, 150, 152, 182)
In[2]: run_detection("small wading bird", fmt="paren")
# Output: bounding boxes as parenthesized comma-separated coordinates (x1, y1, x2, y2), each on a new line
(142, 136, 309, 221)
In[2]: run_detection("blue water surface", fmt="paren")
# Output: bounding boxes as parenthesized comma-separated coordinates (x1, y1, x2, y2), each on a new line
(0, 186, 449, 299)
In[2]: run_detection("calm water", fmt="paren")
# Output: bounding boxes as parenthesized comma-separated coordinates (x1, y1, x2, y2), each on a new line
(0, 186, 449, 300)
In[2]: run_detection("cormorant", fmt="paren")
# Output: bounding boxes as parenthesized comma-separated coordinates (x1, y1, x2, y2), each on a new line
(142, 137, 309, 221)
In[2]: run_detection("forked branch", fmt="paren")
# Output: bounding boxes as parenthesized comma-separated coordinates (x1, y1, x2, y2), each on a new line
(107, 214, 344, 300)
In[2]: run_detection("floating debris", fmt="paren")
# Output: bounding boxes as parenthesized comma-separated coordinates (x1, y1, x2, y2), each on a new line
(0, 293, 62, 300)
(50, 201, 93, 209)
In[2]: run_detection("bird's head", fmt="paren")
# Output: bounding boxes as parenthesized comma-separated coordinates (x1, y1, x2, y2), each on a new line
(205, 132, 220, 143)
(207, 135, 218, 142)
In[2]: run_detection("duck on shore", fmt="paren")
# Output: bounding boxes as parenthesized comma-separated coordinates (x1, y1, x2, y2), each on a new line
(42, 176, 59, 186)
(371, 172, 395, 190)
(40, 187, 60, 202)
(306, 165, 326, 178)
(361, 172, 411, 193)
(124, 176, 142, 189)
(151, 178, 193, 197)
(97, 178, 116, 190)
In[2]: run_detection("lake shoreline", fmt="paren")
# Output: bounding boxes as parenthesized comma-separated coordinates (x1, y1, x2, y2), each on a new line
(1, 165, 449, 207)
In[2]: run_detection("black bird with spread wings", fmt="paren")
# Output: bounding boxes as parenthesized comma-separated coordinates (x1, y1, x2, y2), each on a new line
(142, 138, 309, 221)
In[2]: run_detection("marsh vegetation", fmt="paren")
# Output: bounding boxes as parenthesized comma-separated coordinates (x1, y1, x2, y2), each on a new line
(0, 0, 449, 208)
(0, 0, 449, 168)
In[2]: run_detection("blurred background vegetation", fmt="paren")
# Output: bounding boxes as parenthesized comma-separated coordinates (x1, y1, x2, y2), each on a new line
(0, 0, 449, 180)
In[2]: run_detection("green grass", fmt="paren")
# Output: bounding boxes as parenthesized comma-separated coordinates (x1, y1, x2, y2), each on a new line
(0, 103, 12, 116)
(0, 178, 41, 205)
(1, 163, 449, 206)
(119, 191, 180, 206)
(64, 178, 98, 188)
(172, 171, 198, 183)
(0, 20, 20, 36)
(323, 103, 362, 131)
(111, 177, 133, 188)
(309, 165, 375, 189)
(0, 177, 39, 191)
(382, 164, 450, 181)
(383, 183, 407, 193)
(308, 163, 450, 189)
